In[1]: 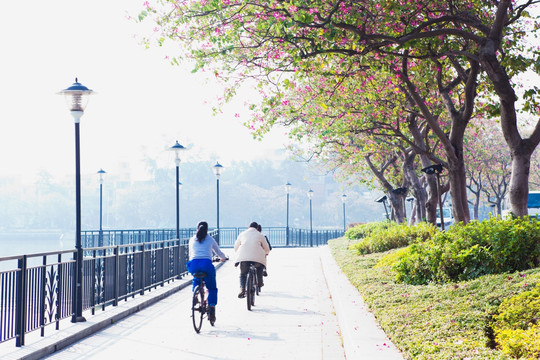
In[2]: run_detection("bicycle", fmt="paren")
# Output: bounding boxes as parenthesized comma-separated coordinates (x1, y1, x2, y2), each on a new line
(191, 271, 213, 333)
(245, 263, 261, 311)
(191, 257, 225, 333)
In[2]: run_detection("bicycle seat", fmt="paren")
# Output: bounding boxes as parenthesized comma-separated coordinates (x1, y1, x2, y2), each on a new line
(193, 272, 207, 279)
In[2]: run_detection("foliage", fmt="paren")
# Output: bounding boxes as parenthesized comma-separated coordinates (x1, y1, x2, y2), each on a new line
(329, 237, 540, 360)
(375, 246, 411, 268)
(351, 221, 439, 255)
(138, 0, 540, 220)
(345, 221, 394, 240)
(394, 217, 540, 285)
(490, 284, 540, 359)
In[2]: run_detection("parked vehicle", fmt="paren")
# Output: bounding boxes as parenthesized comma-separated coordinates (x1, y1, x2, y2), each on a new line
(502, 191, 540, 219)
(436, 207, 454, 228)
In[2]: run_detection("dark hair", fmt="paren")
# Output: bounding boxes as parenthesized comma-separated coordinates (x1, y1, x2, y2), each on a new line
(249, 221, 258, 229)
(196, 221, 208, 242)
(256, 224, 262, 232)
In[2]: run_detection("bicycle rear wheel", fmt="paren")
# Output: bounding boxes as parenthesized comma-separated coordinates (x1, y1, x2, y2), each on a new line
(246, 270, 254, 310)
(255, 270, 260, 295)
(192, 285, 205, 333)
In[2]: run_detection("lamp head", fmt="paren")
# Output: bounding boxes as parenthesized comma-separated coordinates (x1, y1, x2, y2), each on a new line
(375, 195, 387, 203)
(97, 168, 106, 184)
(170, 141, 186, 165)
(307, 189, 314, 200)
(285, 182, 292, 194)
(212, 162, 224, 178)
(341, 194, 347, 203)
(421, 164, 444, 175)
(58, 78, 94, 112)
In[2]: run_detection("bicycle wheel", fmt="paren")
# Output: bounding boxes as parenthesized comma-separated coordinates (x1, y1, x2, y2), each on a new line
(192, 285, 204, 333)
(246, 270, 254, 311)
(255, 269, 260, 296)
(249, 269, 256, 307)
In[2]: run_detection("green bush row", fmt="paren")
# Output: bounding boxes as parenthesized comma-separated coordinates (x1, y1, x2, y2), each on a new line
(350, 221, 438, 255)
(393, 217, 540, 285)
(491, 284, 540, 359)
(344, 221, 394, 240)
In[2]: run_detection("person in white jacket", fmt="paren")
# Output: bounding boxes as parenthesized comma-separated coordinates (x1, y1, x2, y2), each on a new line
(234, 221, 271, 298)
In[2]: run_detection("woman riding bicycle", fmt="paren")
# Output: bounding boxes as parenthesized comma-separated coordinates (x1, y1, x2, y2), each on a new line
(234, 221, 270, 298)
(187, 221, 227, 323)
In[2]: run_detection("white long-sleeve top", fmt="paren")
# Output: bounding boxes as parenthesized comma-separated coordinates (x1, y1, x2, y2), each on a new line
(188, 234, 227, 261)
(234, 227, 270, 266)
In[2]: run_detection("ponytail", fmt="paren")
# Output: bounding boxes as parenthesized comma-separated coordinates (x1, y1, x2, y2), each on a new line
(196, 221, 208, 243)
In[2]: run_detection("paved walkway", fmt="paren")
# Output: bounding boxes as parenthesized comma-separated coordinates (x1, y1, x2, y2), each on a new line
(1, 247, 403, 360)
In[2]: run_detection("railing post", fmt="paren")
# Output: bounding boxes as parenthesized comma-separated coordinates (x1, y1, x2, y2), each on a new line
(161, 241, 166, 287)
(140, 243, 146, 296)
(40, 255, 47, 337)
(114, 246, 120, 306)
(15, 255, 27, 347)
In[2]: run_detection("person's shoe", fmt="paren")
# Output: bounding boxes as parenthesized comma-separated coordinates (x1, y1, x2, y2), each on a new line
(258, 281, 264, 288)
(208, 306, 216, 324)
(263, 269, 268, 277)
(238, 289, 246, 298)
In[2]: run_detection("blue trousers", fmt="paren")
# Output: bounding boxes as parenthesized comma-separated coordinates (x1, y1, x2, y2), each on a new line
(187, 259, 218, 306)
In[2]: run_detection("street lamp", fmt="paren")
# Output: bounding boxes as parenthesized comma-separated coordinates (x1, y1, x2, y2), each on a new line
(341, 194, 347, 232)
(97, 169, 106, 247)
(307, 189, 314, 247)
(58, 78, 94, 323)
(421, 164, 445, 230)
(212, 162, 224, 244)
(170, 141, 185, 239)
(285, 182, 291, 246)
(375, 195, 390, 220)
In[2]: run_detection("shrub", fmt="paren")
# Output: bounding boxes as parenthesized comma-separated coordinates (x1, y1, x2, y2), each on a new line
(394, 217, 540, 284)
(492, 284, 540, 359)
(374, 247, 411, 268)
(351, 222, 438, 255)
(345, 221, 394, 240)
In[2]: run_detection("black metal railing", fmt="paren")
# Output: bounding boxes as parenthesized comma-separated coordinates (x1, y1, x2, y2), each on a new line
(82, 227, 343, 248)
(0, 239, 189, 347)
(1, 226, 343, 348)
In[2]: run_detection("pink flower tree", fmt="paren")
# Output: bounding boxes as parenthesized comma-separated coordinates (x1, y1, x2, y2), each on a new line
(139, 0, 540, 220)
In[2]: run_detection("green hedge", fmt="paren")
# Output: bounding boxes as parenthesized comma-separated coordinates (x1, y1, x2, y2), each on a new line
(491, 284, 540, 359)
(394, 217, 540, 285)
(351, 222, 438, 255)
(345, 221, 394, 240)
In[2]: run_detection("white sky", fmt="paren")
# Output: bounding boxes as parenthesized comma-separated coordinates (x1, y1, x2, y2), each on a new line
(0, 0, 289, 181)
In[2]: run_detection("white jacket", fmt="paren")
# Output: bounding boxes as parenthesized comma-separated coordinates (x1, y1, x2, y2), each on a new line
(234, 227, 270, 266)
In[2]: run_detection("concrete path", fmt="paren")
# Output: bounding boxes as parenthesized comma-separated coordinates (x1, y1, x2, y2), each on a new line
(1, 247, 403, 360)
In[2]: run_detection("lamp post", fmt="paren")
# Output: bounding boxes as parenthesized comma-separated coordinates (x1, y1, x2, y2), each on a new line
(58, 78, 94, 323)
(178, 181, 183, 237)
(341, 194, 347, 233)
(97, 169, 106, 247)
(170, 141, 185, 239)
(307, 189, 314, 247)
(375, 195, 390, 221)
(421, 164, 445, 230)
(212, 162, 223, 244)
(285, 182, 291, 246)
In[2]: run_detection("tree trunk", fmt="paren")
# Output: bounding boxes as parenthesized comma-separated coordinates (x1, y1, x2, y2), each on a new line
(478, 1, 540, 216)
(509, 151, 533, 215)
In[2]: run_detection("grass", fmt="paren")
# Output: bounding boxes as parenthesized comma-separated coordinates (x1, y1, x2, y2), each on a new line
(328, 238, 540, 360)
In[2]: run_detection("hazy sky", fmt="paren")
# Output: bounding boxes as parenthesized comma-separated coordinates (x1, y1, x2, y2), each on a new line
(0, 0, 289, 182)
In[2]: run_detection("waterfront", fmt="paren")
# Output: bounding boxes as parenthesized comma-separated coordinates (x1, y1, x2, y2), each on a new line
(0, 230, 74, 257)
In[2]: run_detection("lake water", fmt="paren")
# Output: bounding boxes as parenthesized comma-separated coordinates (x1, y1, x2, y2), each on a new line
(0, 230, 75, 258)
